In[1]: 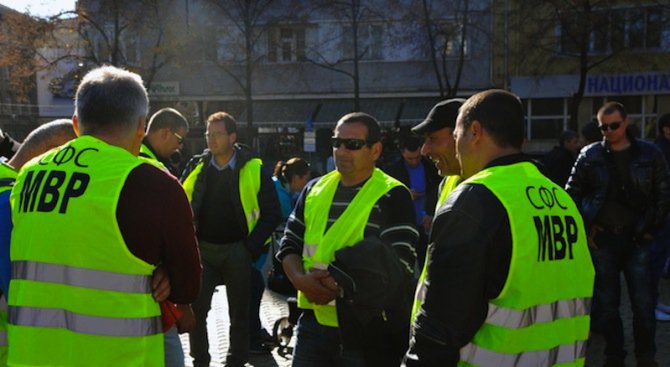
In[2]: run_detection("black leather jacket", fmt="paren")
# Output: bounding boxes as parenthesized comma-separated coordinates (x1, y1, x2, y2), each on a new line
(565, 136, 670, 238)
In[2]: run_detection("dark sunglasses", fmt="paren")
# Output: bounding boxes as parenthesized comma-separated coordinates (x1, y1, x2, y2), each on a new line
(331, 137, 374, 150)
(599, 122, 622, 132)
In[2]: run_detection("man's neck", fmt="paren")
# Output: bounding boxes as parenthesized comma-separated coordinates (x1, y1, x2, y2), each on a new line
(339, 170, 373, 187)
(213, 150, 233, 167)
(609, 137, 631, 151)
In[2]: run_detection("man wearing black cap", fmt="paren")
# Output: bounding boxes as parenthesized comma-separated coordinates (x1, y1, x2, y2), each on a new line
(407, 98, 465, 343)
(411, 99, 465, 214)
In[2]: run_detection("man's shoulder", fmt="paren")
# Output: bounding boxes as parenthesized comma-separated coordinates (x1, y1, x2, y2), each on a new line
(128, 163, 184, 194)
(437, 181, 500, 218)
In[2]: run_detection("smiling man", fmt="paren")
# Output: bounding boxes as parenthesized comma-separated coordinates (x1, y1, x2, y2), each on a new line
(411, 99, 465, 212)
(567, 101, 670, 367)
(406, 89, 594, 367)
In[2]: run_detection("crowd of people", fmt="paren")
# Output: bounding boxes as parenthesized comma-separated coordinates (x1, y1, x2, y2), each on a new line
(0, 65, 667, 367)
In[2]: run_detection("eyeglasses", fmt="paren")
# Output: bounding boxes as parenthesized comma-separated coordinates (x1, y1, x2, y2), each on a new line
(331, 137, 374, 150)
(599, 122, 622, 132)
(204, 131, 228, 139)
(172, 131, 184, 144)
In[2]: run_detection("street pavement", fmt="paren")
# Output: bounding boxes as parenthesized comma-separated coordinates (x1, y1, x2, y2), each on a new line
(181, 277, 670, 367)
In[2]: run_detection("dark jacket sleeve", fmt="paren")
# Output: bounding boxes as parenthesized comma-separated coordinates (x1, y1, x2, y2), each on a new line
(647, 145, 670, 234)
(247, 164, 282, 256)
(565, 146, 592, 217)
(406, 184, 511, 367)
(118, 164, 202, 304)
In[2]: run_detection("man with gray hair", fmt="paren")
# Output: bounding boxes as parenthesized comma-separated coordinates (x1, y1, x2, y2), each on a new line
(7, 66, 201, 366)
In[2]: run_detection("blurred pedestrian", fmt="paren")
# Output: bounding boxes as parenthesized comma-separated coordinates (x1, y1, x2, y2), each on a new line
(383, 135, 441, 268)
(539, 130, 580, 186)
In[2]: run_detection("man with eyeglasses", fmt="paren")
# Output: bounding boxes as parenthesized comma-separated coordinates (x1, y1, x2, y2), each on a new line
(140, 107, 189, 177)
(181, 112, 281, 367)
(567, 101, 670, 367)
(277, 112, 418, 366)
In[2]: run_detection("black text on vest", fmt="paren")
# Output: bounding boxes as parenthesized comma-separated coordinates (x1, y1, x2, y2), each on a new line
(18, 170, 90, 214)
(533, 215, 578, 262)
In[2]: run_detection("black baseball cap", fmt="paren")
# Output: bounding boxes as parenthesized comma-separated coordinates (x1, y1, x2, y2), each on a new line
(411, 98, 465, 135)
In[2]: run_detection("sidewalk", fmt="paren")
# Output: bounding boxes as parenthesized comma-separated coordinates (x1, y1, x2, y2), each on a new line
(181, 287, 293, 367)
(182, 277, 670, 367)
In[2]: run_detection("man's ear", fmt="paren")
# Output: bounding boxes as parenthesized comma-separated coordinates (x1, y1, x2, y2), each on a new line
(72, 115, 81, 136)
(371, 141, 382, 161)
(136, 117, 146, 140)
(471, 120, 483, 143)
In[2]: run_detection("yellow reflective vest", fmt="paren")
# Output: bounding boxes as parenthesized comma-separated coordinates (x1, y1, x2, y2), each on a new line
(182, 157, 269, 245)
(457, 162, 594, 367)
(8, 136, 163, 366)
(298, 168, 404, 327)
(0, 162, 15, 366)
(411, 174, 461, 324)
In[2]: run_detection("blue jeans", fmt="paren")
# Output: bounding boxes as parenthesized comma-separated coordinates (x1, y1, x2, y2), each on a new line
(164, 326, 185, 367)
(591, 230, 656, 361)
(292, 311, 366, 367)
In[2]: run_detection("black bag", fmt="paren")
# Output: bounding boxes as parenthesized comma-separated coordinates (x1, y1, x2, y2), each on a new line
(267, 231, 296, 296)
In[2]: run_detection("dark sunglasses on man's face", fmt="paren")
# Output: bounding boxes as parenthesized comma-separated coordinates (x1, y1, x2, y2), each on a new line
(599, 122, 622, 132)
(331, 137, 372, 150)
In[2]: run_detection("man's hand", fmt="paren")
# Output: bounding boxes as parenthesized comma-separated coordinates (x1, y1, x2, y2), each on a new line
(151, 267, 171, 302)
(176, 304, 195, 334)
(293, 269, 338, 305)
(422, 215, 433, 234)
(410, 189, 424, 201)
(587, 225, 603, 249)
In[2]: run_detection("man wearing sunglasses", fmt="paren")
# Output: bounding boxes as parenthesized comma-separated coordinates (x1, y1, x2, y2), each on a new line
(567, 101, 670, 367)
(278, 112, 418, 366)
(140, 107, 189, 177)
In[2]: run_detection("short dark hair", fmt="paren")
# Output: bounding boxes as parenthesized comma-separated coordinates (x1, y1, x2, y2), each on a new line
(336, 112, 382, 143)
(459, 89, 525, 149)
(207, 111, 237, 134)
(581, 120, 601, 144)
(559, 130, 578, 147)
(75, 66, 149, 135)
(597, 101, 627, 122)
(658, 113, 670, 134)
(400, 135, 422, 151)
(148, 108, 189, 133)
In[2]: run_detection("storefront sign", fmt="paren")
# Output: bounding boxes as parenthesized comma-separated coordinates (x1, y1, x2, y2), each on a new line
(149, 82, 180, 96)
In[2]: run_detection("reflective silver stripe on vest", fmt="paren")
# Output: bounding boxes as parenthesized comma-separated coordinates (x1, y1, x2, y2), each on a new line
(12, 261, 151, 294)
(486, 297, 590, 329)
(0, 294, 7, 312)
(303, 243, 318, 258)
(460, 340, 586, 366)
(9, 306, 161, 337)
(0, 331, 6, 347)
